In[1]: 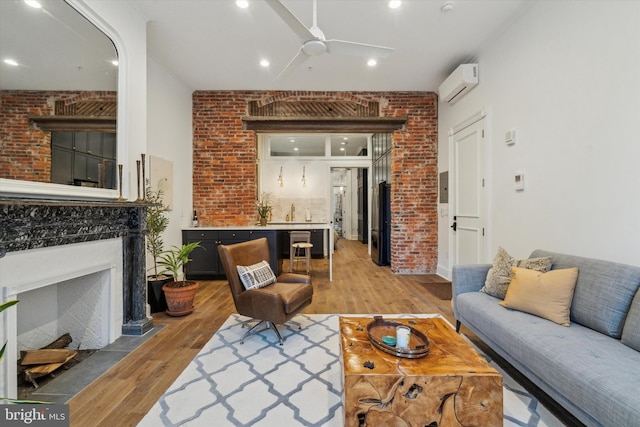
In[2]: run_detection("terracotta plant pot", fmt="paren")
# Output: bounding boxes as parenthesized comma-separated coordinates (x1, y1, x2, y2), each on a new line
(162, 280, 199, 316)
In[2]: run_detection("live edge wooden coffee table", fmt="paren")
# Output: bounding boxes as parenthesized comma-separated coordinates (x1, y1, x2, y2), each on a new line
(339, 316, 503, 427)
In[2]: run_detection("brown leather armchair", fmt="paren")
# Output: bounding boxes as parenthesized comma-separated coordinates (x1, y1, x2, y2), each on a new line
(218, 237, 313, 345)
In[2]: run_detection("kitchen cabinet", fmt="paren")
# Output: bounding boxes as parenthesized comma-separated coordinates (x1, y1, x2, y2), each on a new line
(182, 229, 280, 279)
(51, 131, 117, 188)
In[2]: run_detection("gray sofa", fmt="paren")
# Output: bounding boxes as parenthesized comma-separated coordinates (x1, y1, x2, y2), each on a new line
(452, 250, 640, 427)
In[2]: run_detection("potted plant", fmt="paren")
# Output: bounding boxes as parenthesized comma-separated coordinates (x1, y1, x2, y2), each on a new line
(158, 242, 203, 316)
(145, 183, 172, 313)
(257, 192, 273, 226)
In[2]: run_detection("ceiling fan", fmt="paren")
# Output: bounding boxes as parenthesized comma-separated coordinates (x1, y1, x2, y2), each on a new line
(265, 0, 394, 79)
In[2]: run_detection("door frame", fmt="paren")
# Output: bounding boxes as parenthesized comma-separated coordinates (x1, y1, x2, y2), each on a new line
(448, 109, 491, 271)
(329, 165, 372, 250)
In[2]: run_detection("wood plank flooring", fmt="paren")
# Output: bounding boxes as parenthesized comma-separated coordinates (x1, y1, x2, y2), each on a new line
(66, 238, 579, 426)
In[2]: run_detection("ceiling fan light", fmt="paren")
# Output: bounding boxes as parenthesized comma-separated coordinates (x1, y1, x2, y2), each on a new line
(302, 40, 327, 56)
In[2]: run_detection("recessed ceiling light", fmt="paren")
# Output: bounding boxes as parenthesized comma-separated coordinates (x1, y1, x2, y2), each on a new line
(259, 59, 270, 67)
(4, 59, 19, 66)
(367, 59, 377, 67)
(236, 1, 249, 9)
(24, 0, 42, 9)
(293, 147, 299, 151)
(388, 1, 401, 9)
(111, 60, 119, 66)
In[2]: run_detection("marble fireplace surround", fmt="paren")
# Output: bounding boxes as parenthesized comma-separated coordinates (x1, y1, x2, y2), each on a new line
(0, 198, 151, 398)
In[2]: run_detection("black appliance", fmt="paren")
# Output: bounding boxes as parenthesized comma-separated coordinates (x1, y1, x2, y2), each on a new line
(371, 181, 391, 265)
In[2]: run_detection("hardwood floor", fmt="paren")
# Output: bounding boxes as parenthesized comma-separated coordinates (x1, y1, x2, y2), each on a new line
(66, 238, 579, 426)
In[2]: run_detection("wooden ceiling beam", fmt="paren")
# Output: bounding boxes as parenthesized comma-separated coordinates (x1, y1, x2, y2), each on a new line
(242, 116, 407, 133)
(28, 116, 116, 133)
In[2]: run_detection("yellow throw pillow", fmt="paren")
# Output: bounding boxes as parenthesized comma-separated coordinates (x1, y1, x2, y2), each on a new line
(499, 266, 579, 326)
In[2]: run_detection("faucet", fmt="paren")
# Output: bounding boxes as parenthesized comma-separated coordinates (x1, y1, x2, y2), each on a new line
(291, 203, 296, 221)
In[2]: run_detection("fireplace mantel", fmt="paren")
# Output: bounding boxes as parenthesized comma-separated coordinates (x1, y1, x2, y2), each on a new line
(0, 197, 152, 335)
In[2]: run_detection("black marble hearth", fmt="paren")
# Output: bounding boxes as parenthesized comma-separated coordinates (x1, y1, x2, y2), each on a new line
(0, 198, 153, 335)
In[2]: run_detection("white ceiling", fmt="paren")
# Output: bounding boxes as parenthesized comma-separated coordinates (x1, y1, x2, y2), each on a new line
(135, 0, 530, 92)
(0, 0, 531, 93)
(0, 0, 118, 91)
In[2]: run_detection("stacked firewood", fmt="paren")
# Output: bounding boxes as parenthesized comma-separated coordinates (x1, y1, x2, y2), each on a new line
(19, 333, 78, 388)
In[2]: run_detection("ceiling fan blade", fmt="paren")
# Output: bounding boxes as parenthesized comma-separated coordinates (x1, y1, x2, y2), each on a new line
(325, 40, 394, 58)
(264, 0, 315, 42)
(277, 48, 310, 79)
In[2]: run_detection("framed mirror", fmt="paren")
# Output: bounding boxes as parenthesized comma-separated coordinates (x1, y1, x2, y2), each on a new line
(0, 0, 118, 196)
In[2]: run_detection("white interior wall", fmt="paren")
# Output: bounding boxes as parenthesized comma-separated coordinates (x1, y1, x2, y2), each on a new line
(438, 0, 640, 276)
(261, 160, 331, 223)
(146, 57, 194, 252)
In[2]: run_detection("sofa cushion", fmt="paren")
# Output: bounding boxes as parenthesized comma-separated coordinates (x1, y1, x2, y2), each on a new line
(622, 290, 640, 351)
(500, 267, 578, 326)
(237, 260, 277, 290)
(481, 247, 552, 300)
(530, 250, 640, 338)
(481, 247, 514, 299)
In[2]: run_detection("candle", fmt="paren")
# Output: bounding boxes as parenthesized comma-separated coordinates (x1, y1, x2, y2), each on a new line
(117, 164, 125, 200)
(141, 153, 146, 200)
(136, 160, 142, 201)
(396, 326, 410, 349)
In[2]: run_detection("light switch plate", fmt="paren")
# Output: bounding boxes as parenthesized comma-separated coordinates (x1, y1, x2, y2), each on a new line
(514, 173, 524, 190)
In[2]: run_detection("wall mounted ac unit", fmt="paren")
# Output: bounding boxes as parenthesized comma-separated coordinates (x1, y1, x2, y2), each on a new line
(438, 64, 478, 104)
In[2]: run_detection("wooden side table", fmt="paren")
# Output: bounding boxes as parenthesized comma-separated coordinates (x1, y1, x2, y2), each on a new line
(339, 316, 503, 427)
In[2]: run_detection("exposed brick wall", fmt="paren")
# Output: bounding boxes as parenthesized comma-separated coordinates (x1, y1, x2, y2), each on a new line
(192, 90, 438, 274)
(388, 93, 439, 273)
(0, 91, 116, 183)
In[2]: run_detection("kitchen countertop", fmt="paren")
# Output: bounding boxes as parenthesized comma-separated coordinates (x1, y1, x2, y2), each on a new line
(183, 222, 331, 231)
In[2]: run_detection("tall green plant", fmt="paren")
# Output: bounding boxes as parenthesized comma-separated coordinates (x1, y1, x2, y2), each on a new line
(146, 183, 171, 279)
(158, 242, 203, 287)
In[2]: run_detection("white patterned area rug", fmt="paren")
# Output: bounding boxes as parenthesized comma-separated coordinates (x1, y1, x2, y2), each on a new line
(138, 314, 563, 427)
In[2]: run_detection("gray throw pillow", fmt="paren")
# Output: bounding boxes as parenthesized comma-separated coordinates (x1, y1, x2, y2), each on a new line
(480, 247, 515, 299)
(481, 247, 552, 300)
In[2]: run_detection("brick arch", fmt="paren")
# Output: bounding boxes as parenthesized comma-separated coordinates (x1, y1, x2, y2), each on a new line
(253, 91, 376, 109)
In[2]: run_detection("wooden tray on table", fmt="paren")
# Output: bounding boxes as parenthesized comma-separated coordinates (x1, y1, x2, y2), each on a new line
(366, 316, 430, 359)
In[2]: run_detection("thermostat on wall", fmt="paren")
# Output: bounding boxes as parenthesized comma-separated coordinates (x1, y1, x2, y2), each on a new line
(514, 173, 524, 191)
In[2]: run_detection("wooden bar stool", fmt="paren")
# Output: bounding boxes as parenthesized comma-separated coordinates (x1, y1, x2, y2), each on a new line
(289, 231, 313, 274)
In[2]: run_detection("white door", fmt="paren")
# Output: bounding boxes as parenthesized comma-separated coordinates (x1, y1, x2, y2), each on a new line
(451, 117, 485, 265)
